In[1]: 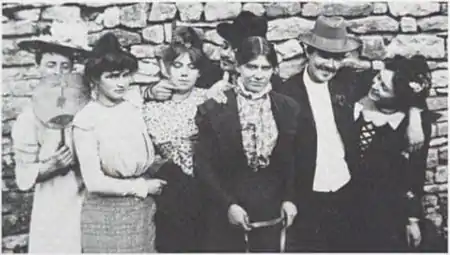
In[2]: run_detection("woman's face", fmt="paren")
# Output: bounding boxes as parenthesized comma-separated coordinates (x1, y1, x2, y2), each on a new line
(168, 53, 200, 93)
(38, 52, 73, 77)
(237, 55, 274, 93)
(96, 70, 133, 102)
(368, 69, 396, 107)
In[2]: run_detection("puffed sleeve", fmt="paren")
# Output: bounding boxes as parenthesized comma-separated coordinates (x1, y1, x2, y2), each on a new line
(11, 107, 42, 191)
(72, 106, 149, 198)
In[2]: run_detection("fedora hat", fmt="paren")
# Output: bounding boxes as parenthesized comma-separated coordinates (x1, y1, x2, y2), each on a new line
(299, 15, 361, 53)
(32, 73, 91, 129)
(18, 20, 91, 62)
(217, 11, 268, 49)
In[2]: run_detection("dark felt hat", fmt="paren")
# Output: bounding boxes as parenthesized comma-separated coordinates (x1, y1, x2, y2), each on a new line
(217, 11, 268, 49)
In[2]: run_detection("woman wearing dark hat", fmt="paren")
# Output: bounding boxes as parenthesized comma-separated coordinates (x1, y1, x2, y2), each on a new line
(11, 20, 90, 253)
(72, 33, 166, 253)
(145, 11, 283, 102)
(194, 36, 299, 252)
(352, 55, 433, 251)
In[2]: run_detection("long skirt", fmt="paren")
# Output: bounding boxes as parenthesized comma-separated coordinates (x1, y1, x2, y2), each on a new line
(81, 193, 156, 253)
(153, 161, 203, 252)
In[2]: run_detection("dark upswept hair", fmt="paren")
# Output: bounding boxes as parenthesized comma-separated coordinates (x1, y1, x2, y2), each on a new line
(384, 54, 431, 111)
(162, 26, 207, 72)
(84, 33, 138, 81)
(235, 36, 278, 68)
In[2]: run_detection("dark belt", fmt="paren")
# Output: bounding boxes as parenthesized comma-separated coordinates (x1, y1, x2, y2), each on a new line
(244, 215, 287, 252)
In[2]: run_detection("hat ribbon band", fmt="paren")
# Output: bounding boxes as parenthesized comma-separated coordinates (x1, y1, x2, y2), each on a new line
(310, 34, 347, 50)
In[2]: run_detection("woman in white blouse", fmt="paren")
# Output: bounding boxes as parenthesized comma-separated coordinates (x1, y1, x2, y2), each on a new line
(72, 33, 166, 253)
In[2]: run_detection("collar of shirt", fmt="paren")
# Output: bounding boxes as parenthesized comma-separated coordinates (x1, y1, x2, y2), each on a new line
(235, 77, 272, 100)
(354, 101, 406, 130)
(303, 65, 329, 91)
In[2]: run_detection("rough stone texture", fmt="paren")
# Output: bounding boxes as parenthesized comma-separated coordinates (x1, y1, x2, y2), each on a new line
(401, 17, 418, 33)
(267, 17, 315, 41)
(130, 44, 157, 58)
(386, 35, 446, 59)
(418, 16, 448, 31)
(242, 3, 266, 16)
(265, 2, 302, 17)
(2, 97, 31, 121)
(142, 25, 165, 44)
(103, 6, 120, 28)
(88, 29, 141, 47)
(148, 3, 177, 22)
(278, 58, 307, 80)
(372, 2, 388, 14)
(360, 36, 387, 60)
(164, 23, 172, 43)
(14, 9, 40, 21)
(2, 3, 448, 253)
(41, 6, 81, 21)
(120, 3, 149, 28)
(176, 2, 203, 22)
(2, 40, 35, 66)
(274, 39, 303, 60)
(302, 2, 373, 17)
(427, 96, 447, 111)
(348, 16, 399, 34)
(204, 2, 241, 21)
(2, 21, 36, 36)
(389, 2, 441, 17)
(432, 70, 448, 88)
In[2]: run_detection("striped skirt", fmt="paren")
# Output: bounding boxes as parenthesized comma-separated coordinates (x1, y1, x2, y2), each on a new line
(81, 193, 156, 253)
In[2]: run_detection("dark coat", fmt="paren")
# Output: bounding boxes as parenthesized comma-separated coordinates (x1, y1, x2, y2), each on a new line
(274, 67, 362, 205)
(194, 89, 301, 252)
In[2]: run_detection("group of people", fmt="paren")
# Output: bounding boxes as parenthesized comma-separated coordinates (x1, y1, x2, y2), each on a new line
(12, 12, 433, 253)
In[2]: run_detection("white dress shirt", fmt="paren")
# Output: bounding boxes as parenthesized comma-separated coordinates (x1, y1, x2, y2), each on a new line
(303, 67, 351, 192)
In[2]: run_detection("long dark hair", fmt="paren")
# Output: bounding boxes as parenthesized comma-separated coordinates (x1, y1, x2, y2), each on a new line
(84, 33, 138, 81)
(384, 54, 431, 111)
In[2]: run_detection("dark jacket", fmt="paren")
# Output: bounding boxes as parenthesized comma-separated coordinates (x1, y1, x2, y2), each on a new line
(194, 89, 301, 251)
(274, 67, 362, 203)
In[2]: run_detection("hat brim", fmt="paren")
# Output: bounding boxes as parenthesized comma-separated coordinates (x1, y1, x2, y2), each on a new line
(299, 33, 361, 53)
(18, 39, 91, 61)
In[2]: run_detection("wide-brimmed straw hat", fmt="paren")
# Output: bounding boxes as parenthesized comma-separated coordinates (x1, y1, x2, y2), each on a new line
(32, 73, 91, 129)
(298, 15, 361, 53)
(18, 20, 91, 62)
(217, 11, 268, 49)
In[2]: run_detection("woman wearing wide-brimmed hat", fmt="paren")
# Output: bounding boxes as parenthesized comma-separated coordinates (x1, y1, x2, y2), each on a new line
(11, 20, 91, 253)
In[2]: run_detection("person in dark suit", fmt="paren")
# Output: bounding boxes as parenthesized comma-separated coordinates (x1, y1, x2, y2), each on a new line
(275, 15, 430, 252)
(194, 36, 299, 252)
(274, 15, 362, 252)
(352, 55, 433, 252)
(144, 11, 283, 101)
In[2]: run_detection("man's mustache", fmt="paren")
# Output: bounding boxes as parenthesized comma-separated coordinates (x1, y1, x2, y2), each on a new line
(317, 64, 337, 73)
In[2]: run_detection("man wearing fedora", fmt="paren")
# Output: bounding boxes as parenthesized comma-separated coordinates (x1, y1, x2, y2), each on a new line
(12, 21, 90, 253)
(144, 11, 283, 101)
(274, 15, 363, 252)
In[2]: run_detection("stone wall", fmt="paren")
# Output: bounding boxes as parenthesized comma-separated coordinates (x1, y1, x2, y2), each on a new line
(2, 2, 448, 252)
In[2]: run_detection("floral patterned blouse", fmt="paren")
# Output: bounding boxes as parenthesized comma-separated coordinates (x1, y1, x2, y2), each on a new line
(142, 88, 207, 176)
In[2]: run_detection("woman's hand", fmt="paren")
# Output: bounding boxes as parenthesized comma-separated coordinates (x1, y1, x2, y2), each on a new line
(39, 145, 74, 177)
(406, 107, 425, 153)
(406, 218, 421, 248)
(228, 204, 251, 231)
(146, 178, 168, 195)
(281, 201, 297, 228)
(145, 79, 176, 101)
(207, 71, 232, 104)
